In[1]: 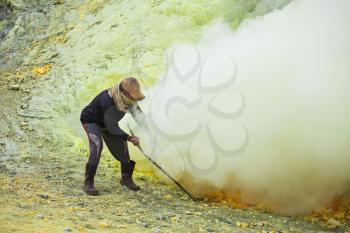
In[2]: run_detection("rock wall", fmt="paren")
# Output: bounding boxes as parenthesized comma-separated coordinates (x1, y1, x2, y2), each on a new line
(0, 0, 291, 159)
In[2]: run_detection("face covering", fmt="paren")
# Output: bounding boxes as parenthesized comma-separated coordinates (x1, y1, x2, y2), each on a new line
(108, 83, 136, 112)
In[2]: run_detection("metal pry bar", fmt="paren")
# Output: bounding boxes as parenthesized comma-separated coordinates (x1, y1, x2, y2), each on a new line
(127, 124, 198, 201)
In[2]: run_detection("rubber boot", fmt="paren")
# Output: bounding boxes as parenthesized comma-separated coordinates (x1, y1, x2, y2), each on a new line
(120, 160, 140, 191)
(83, 163, 99, 195)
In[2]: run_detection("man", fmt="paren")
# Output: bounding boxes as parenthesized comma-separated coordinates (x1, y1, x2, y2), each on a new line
(80, 77, 145, 195)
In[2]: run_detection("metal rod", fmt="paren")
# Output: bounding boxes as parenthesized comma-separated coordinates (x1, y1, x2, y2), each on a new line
(127, 124, 198, 201)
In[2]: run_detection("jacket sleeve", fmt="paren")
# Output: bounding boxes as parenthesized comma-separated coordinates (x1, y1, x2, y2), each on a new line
(103, 107, 129, 141)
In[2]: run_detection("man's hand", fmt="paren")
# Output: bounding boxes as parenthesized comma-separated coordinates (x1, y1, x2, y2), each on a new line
(127, 135, 140, 147)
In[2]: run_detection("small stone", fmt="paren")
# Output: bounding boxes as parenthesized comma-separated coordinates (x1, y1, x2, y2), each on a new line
(18, 204, 30, 209)
(54, 0, 65, 5)
(257, 222, 267, 227)
(84, 224, 95, 229)
(64, 227, 72, 232)
(9, 171, 17, 176)
(156, 214, 166, 221)
(20, 104, 28, 109)
(35, 214, 44, 219)
(141, 222, 149, 228)
(206, 225, 214, 232)
(8, 84, 20, 90)
(236, 222, 248, 228)
(164, 194, 172, 200)
(194, 211, 202, 216)
(38, 194, 49, 199)
(180, 196, 189, 201)
(327, 218, 342, 227)
(22, 89, 31, 93)
(20, 121, 28, 127)
(100, 222, 111, 228)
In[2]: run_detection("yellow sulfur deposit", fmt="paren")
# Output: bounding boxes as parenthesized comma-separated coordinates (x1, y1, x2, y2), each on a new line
(32, 64, 52, 75)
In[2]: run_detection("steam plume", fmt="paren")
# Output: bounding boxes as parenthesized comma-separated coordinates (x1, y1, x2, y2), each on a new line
(129, 0, 350, 214)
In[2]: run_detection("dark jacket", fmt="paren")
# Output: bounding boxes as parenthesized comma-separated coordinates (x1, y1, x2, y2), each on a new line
(80, 89, 142, 140)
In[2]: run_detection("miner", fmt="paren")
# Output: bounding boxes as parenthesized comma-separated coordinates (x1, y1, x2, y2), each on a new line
(80, 77, 145, 195)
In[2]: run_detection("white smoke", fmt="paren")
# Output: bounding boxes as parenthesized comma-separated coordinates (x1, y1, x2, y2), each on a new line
(130, 0, 350, 214)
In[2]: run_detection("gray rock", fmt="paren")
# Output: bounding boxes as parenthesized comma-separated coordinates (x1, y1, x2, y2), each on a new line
(20, 103, 29, 109)
(8, 84, 20, 90)
(18, 203, 30, 209)
(327, 218, 342, 227)
(206, 225, 214, 232)
(9, 171, 17, 176)
(156, 213, 166, 221)
(63, 227, 72, 232)
(38, 194, 49, 199)
(35, 214, 44, 219)
(141, 222, 149, 228)
(257, 222, 266, 227)
(22, 89, 31, 93)
(84, 224, 95, 229)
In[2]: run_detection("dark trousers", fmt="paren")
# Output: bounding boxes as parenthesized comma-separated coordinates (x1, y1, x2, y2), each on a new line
(82, 123, 130, 167)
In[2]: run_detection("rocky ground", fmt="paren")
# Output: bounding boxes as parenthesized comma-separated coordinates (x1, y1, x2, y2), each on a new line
(1, 117, 348, 233)
(1, 0, 349, 232)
